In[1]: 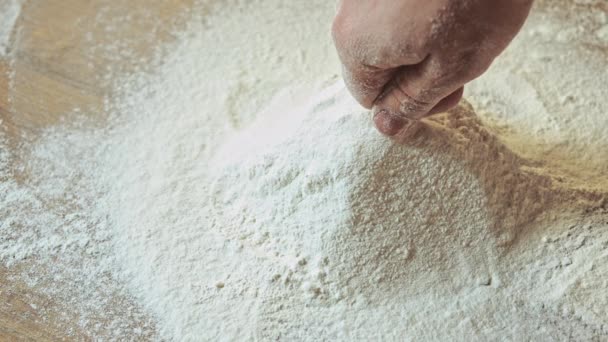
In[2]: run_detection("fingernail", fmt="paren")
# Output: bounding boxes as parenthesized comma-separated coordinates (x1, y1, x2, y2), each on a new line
(373, 110, 410, 136)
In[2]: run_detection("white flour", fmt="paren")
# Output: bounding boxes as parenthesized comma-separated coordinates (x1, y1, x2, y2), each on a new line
(1, 0, 608, 340)
(0, 0, 21, 56)
(465, 1, 608, 189)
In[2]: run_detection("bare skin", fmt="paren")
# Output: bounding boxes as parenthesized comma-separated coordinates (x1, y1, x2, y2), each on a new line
(332, 0, 534, 136)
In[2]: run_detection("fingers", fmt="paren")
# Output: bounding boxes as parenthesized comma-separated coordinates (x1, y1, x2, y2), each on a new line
(371, 55, 474, 136)
(332, 4, 394, 109)
(372, 86, 464, 136)
(342, 63, 396, 109)
(373, 110, 413, 137)
(428, 87, 464, 116)
(332, 3, 427, 109)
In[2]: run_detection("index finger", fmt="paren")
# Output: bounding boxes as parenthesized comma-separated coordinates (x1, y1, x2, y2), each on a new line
(341, 63, 395, 109)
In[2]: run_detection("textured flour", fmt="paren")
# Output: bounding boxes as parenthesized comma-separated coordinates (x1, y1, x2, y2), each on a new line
(1, 0, 608, 340)
(0, 0, 21, 56)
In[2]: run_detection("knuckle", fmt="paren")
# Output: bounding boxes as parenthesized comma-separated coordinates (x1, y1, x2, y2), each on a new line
(347, 70, 386, 109)
(399, 94, 431, 114)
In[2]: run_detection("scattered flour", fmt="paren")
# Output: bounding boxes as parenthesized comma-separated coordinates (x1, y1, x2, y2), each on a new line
(0, 118, 158, 338)
(466, 1, 608, 188)
(1, 0, 608, 340)
(0, 0, 21, 56)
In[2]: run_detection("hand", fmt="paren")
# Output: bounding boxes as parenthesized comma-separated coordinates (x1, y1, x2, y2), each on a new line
(332, 0, 533, 135)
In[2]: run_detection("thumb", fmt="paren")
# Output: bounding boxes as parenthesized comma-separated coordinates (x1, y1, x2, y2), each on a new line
(372, 58, 465, 136)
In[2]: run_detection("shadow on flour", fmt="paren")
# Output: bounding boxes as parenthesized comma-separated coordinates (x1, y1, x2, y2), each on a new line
(329, 100, 607, 302)
(411, 101, 607, 237)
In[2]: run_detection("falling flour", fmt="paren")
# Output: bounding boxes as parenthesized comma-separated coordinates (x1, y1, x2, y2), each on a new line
(1, 0, 608, 340)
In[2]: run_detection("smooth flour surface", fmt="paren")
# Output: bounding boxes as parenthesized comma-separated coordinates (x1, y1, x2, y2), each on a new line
(1, 0, 608, 340)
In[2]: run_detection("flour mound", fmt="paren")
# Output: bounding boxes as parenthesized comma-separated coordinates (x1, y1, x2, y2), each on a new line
(93, 77, 607, 339)
(198, 83, 607, 340)
(210, 83, 554, 304)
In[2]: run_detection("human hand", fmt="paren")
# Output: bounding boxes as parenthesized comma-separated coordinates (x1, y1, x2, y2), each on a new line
(332, 0, 533, 135)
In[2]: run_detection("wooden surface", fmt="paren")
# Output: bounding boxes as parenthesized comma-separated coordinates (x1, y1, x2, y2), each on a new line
(0, 0, 196, 340)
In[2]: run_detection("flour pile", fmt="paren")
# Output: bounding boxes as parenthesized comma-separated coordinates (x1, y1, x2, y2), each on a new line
(1, 0, 608, 340)
(98, 81, 607, 339)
